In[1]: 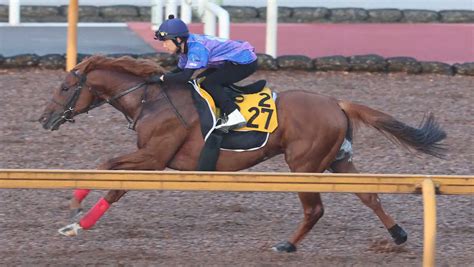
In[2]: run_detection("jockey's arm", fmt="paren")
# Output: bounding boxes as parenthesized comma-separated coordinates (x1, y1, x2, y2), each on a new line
(162, 68, 196, 84)
(146, 68, 195, 84)
(169, 67, 183, 73)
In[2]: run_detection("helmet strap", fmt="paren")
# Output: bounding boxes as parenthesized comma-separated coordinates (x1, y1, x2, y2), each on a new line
(172, 39, 182, 53)
(172, 37, 187, 54)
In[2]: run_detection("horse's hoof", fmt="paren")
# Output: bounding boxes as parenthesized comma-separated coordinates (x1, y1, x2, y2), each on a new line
(58, 223, 82, 237)
(388, 224, 408, 245)
(272, 241, 297, 253)
(69, 208, 83, 222)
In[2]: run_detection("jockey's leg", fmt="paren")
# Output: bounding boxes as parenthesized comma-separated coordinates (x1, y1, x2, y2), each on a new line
(201, 60, 257, 115)
(202, 60, 257, 130)
(201, 73, 238, 115)
(196, 67, 217, 79)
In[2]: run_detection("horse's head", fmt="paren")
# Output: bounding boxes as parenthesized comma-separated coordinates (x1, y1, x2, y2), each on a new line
(39, 55, 167, 131)
(38, 70, 98, 131)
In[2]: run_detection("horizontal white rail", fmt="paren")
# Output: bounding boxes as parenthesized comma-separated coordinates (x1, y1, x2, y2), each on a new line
(1, 0, 473, 10)
(0, 22, 127, 27)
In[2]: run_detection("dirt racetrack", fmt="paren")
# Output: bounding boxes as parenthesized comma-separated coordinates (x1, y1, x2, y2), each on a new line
(0, 69, 472, 266)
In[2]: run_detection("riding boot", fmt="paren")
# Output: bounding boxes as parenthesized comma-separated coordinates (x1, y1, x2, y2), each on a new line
(215, 109, 247, 131)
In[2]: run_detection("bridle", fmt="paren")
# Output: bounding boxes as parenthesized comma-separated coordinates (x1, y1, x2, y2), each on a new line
(50, 70, 91, 124)
(50, 70, 187, 130)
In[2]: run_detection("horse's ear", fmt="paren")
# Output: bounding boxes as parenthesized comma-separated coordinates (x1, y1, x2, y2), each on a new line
(74, 54, 99, 74)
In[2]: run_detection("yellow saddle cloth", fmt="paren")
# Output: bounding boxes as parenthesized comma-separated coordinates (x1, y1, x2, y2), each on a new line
(192, 81, 278, 133)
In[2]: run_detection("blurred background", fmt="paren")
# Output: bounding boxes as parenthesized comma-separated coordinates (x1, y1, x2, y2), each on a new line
(0, 0, 473, 67)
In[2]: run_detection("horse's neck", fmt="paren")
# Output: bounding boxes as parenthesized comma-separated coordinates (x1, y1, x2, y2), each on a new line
(91, 70, 195, 125)
(161, 83, 197, 123)
(92, 70, 148, 119)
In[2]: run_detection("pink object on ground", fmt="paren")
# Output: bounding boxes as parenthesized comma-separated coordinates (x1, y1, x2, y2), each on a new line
(128, 22, 474, 64)
(73, 189, 90, 202)
(79, 197, 111, 229)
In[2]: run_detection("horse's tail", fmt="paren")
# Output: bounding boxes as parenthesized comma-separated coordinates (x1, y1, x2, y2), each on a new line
(338, 100, 447, 158)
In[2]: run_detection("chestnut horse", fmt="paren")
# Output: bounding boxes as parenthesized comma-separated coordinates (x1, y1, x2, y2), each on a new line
(39, 55, 446, 252)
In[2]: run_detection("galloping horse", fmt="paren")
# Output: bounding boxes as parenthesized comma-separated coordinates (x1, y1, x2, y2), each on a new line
(39, 55, 446, 252)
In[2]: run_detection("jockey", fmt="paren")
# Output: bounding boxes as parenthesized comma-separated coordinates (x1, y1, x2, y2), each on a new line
(151, 14, 258, 131)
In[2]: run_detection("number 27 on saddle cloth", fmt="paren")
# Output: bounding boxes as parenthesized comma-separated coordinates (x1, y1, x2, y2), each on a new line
(191, 81, 278, 133)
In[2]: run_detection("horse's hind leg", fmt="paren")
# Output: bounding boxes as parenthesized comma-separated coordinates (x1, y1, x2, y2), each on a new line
(273, 192, 324, 252)
(273, 146, 332, 253)
(330, 157, 408, 245)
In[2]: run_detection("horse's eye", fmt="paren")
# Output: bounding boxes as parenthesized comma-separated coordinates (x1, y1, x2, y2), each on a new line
(61, 85, 69, 91)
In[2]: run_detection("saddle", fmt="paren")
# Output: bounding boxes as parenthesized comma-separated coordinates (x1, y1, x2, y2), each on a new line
(189, 79, 279, 170)
(228, 80, 267, 94)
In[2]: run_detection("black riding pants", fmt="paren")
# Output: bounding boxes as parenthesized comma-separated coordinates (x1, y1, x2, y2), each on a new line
(200, 60, 258, 115)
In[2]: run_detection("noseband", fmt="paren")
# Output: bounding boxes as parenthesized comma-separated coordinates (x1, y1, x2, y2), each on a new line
(51, 70, 89, 123)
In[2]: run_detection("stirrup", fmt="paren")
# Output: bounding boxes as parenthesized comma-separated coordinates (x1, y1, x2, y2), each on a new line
(58, 223, 82, 237)
(216, 121, 246, 132)
(215, 120, 247, 133)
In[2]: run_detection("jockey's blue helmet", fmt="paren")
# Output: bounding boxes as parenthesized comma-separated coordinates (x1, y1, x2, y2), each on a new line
(155, 15, 189, 41)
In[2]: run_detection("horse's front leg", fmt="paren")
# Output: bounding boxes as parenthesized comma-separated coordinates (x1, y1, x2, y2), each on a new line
(68, 189, 91, 221)
(68, 147, 164, 218)
(58, 147, 171, 237)
(66, 149, 160, 221)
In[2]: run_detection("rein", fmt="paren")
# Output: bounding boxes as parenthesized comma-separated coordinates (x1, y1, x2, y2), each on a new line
(161, 84, 188, 128)
(95, 81, 149, 130)
(52, 70, 187, 130)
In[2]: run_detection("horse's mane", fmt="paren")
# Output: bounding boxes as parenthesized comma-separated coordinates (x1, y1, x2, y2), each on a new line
(73, 55, 166, 77)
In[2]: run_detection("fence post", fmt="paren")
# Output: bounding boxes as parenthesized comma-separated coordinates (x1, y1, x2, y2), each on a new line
(8, 0, 20, 25)
(166, 0, 178, 19)
(206, 1, 229, 39)
(151, 0, 164, 31)
(422, 179, 437, 267)
(265, 0, 278, 58)
(66, 0, 79, 71)
(180, 0, 193, 24)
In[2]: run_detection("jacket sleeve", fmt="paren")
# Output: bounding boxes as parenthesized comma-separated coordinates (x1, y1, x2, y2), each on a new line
(163, 68, 196, 84)
(169, 67, 183, 73)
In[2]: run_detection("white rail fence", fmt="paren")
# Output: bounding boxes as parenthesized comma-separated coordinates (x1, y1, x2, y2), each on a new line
(151, 0, 276, 56)
(2, 0, 473, 10)
(6, 0, 277, 56)
(151, 0, 230, 39)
